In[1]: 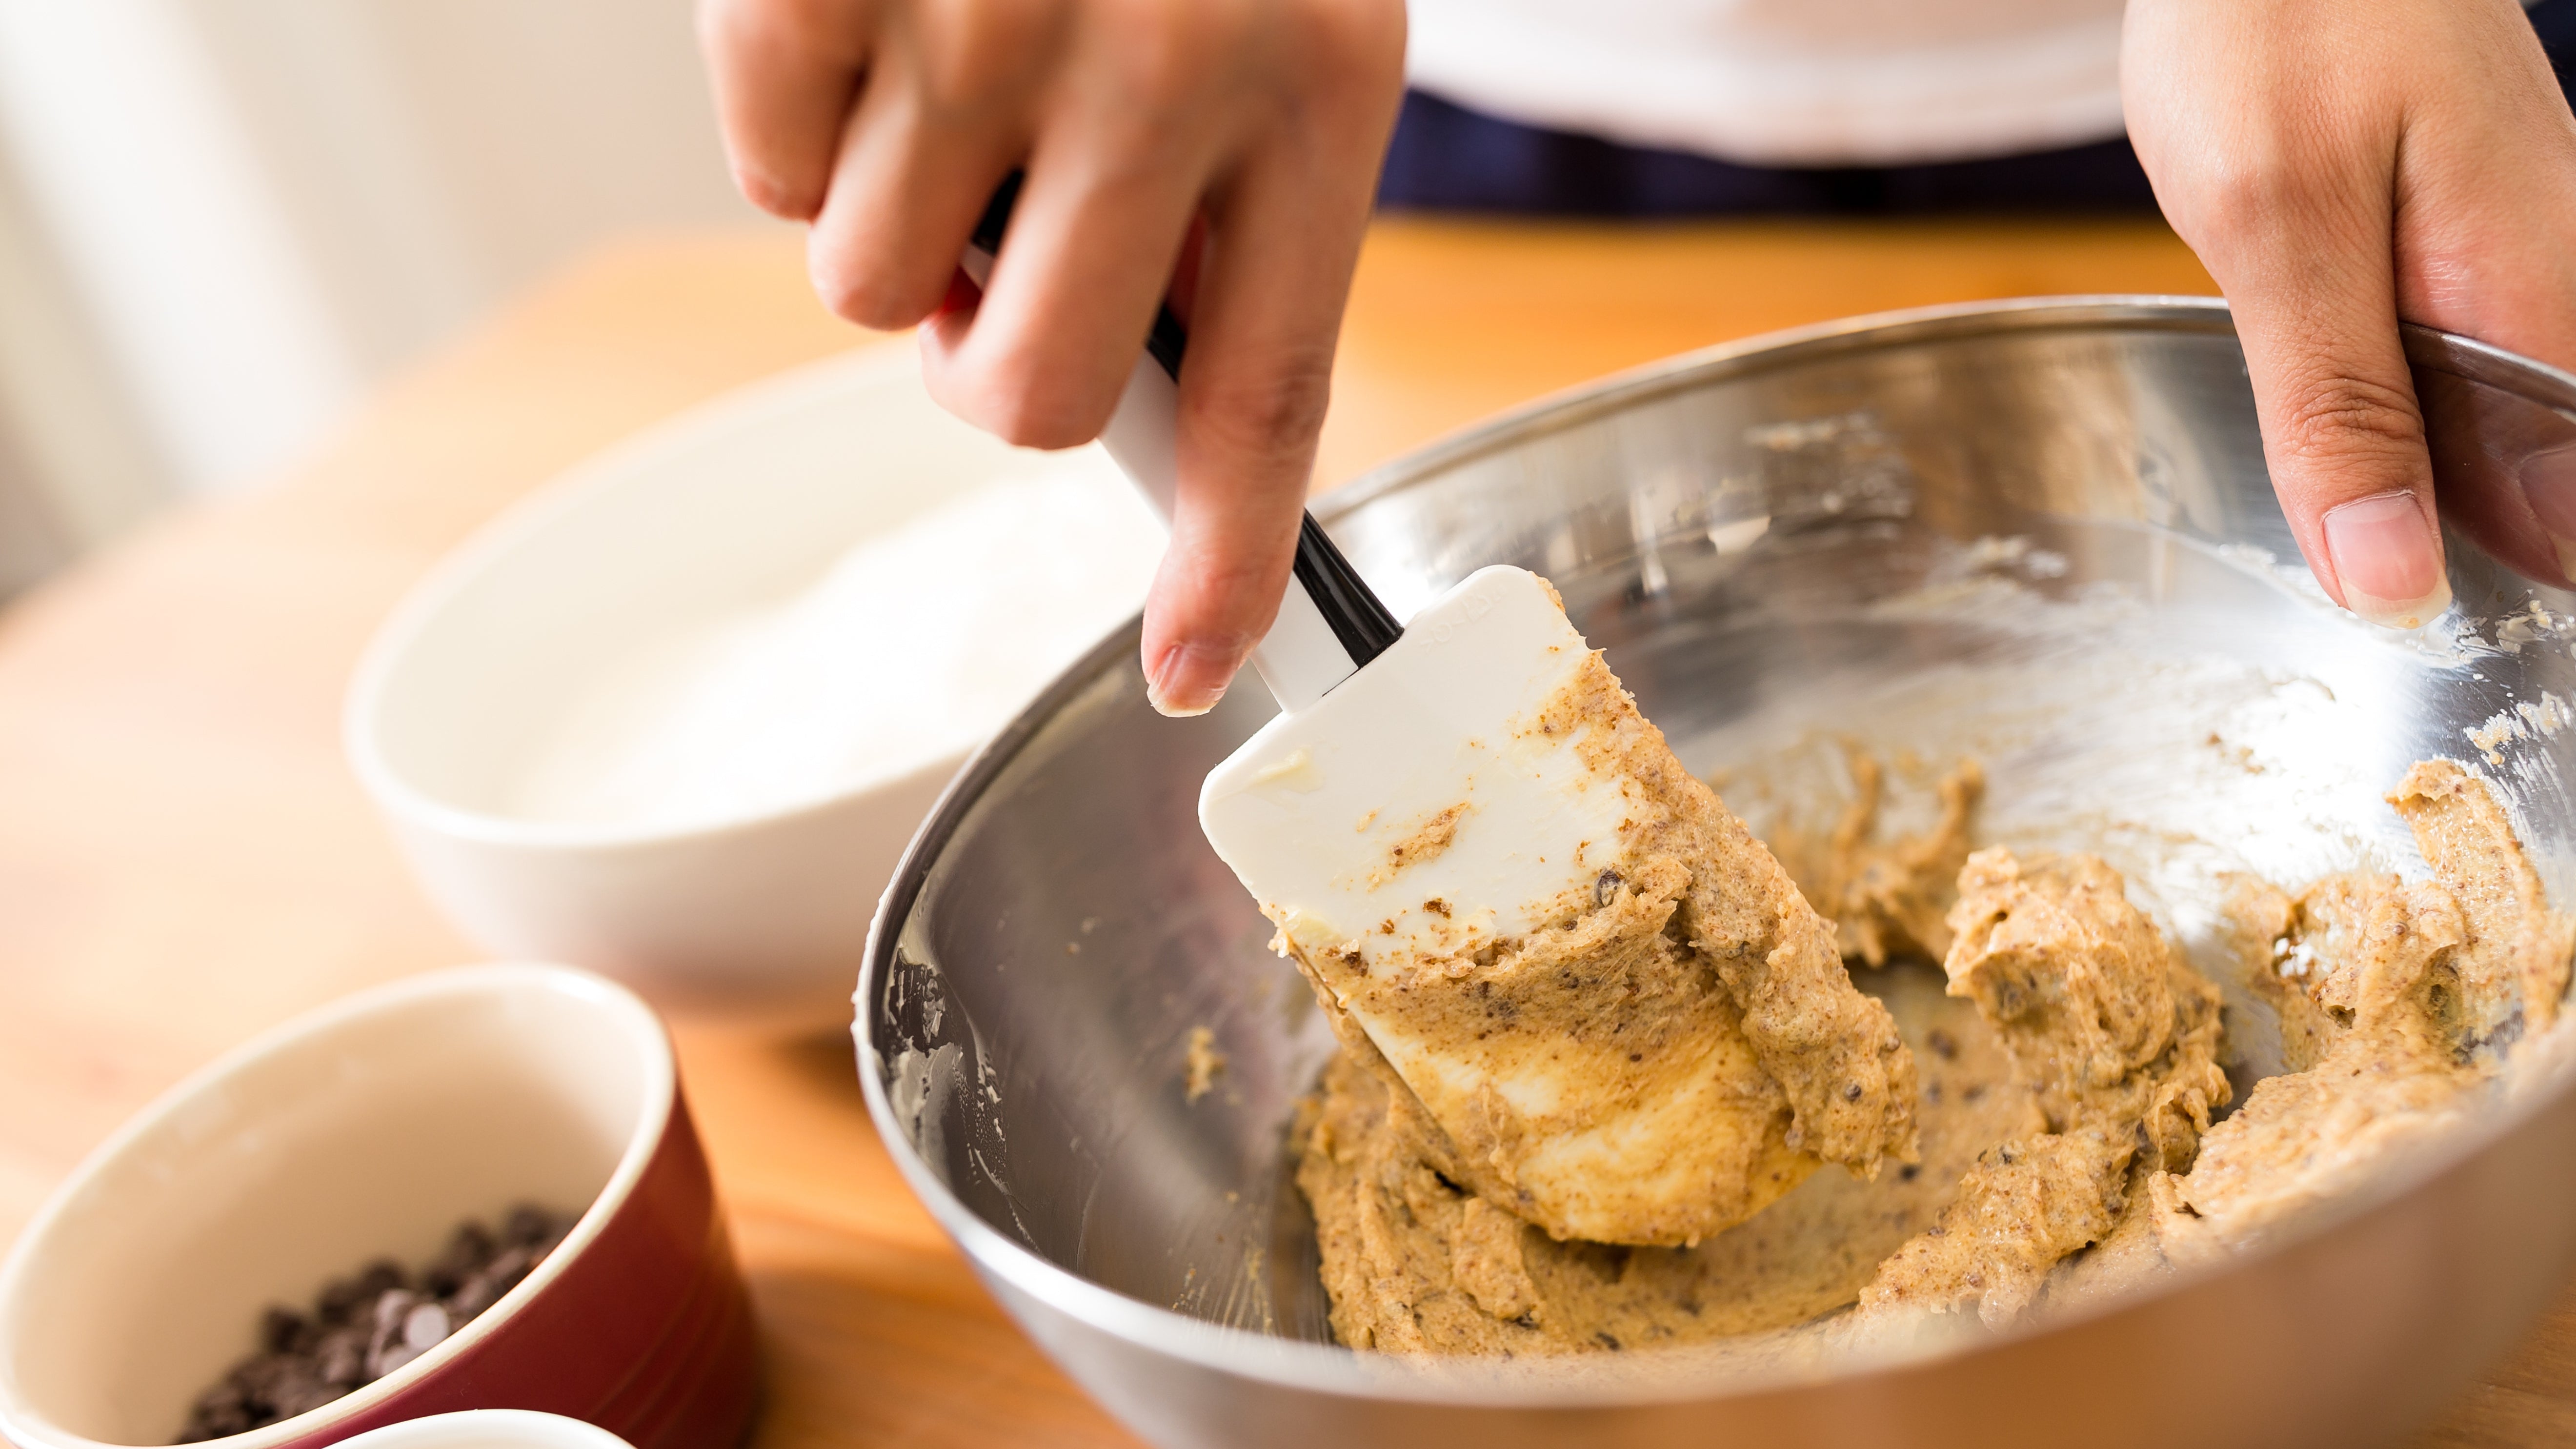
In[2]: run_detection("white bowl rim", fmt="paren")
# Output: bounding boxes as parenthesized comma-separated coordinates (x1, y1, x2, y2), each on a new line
(0, 964, 676, 1449)
(341, 339, 984, 857)
(331, 1409, 635, 1449)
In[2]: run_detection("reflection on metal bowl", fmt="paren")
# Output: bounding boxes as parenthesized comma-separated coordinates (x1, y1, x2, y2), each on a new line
(857, 298, 2576, 1449)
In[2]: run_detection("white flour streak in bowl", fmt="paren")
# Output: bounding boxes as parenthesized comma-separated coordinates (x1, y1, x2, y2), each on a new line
(507, 463, 1164, 832)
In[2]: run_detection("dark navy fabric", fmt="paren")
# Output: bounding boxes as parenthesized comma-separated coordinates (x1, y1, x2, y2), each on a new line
(1379, 0, 2576, 216)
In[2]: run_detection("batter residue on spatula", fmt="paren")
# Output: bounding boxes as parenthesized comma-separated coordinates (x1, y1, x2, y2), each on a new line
(1275, 641, 1921, 1251)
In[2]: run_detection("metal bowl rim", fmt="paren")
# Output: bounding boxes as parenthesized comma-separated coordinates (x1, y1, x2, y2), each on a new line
(854, 294, 2576, 1406)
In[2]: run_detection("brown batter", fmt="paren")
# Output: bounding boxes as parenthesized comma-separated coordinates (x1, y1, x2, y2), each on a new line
(1771, 748, 1986, 968)
(1296, 755, 2571, 1358)
(1852, 848, 2229, 1330)
(1275, 651, 1918, 1248)
(1297, 965, 2026, 1354)
(2153, 760, 2576, 1264)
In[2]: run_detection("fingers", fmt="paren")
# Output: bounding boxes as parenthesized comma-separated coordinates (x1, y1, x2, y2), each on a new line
(803, 0, 1067, 329)
(1141, 9, 1404, 714)
(2234, 250, 2452, 630)
(918, 122, 1211, 448)
(2214, 157, 2448, 628)
(704, 0, 1406, 715)
(698, 0, 874, 220)
(2387, 3, 2576, 588)
(2128, 0, 2450, 629)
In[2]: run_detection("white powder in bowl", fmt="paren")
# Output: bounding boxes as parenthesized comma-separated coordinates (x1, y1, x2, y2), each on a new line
(507, 460, 1166, 831)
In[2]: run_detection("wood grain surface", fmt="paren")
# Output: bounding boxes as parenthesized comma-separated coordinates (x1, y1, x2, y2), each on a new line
(0, 217, 2567, 1447)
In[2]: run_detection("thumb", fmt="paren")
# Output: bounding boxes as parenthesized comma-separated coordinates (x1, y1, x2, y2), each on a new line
(2220, 226, 2452, 629)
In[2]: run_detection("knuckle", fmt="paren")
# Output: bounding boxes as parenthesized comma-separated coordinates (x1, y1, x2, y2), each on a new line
(1098, 0, 1246, 105)
(1194, 349, 1333, 464)
(2276, 372, 2426, 466)
(2188, 148, 2309, 243)
(1290, 0, 1407, 76)
(914, 0, 1057, 112)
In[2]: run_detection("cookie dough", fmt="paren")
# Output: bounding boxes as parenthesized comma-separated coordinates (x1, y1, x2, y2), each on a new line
(1296, 756, 2568, 1358)
(1774, 749, 1986, 967)
(1274, 652, 1918, 1248)
(1852, 849, 2229, 1329)
(1297, 966, 2026, 1354)
(2154, 760, 2576, 1263)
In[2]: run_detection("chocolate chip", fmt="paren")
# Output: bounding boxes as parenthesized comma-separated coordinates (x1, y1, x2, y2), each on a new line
(315, 1327, 367, 1387)
(503, 1203, 557, 1247)
(1594, 869, 1622, 906)
(318, 1259, 405, 1326)
(258, 1305, 306, 1355)
(444, 1244, 535, 1320)
(1925, 1028, 1959, 1061)
(402, 1301, 451, 1351)
(423, 1222, 495, 1296)
(1842, 1081, 1864, 1101)
(178, 1206, 575, 1444)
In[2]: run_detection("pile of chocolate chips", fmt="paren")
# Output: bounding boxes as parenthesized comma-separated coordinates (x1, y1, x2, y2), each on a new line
(176, 1204, 574, 1443)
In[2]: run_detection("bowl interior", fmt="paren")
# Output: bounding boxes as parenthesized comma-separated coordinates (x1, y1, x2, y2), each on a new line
(866, 301, 2576, 1367)
(353, 346, 1130, 831)
(0, 967, 665, 1447)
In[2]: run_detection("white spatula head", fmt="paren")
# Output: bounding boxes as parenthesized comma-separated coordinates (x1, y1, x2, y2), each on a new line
(1201, 565, 1918, 1246)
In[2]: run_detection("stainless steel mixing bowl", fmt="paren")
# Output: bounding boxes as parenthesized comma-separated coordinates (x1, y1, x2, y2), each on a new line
(855, 298, 2576, 1449)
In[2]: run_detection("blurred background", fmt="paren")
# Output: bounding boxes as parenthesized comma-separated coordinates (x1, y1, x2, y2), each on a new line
(0, 0, 772, 599)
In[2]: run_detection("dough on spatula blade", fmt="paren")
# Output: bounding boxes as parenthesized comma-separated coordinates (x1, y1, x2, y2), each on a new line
(1202, 565, 1918, 1246)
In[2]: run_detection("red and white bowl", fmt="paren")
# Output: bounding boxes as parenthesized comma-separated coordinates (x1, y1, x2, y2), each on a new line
(0, 965, 756, 1449)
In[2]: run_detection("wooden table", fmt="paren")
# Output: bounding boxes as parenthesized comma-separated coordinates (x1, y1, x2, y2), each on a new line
(1, 217, 2567, 1448)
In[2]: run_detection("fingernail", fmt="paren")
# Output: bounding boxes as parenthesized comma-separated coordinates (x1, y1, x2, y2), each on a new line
(2322, 490, 2451, 629)
(2520, 446, 2576, 583)
(1146, 642, 1232, 718)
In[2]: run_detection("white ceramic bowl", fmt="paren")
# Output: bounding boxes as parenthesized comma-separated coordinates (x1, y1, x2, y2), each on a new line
(346, 345, 1138, 1025)
(334, 1410, 633, 1449)
(0, 965, 756, 1449)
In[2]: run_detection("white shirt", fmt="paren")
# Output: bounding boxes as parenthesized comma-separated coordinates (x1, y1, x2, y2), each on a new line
(1406, 0, 2130, 167)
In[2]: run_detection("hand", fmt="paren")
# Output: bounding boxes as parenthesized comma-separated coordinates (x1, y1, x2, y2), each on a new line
(2125, 0, 2576, 627)
(699, 0, 1406, 714)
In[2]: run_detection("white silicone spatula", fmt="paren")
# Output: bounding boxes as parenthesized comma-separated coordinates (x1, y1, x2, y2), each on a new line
(962, 174, 1398, 712)
(966, 179, 1868, 1247)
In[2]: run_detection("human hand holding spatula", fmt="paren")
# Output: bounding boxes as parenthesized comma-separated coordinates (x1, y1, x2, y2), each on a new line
(963, 178, 1917, 1247)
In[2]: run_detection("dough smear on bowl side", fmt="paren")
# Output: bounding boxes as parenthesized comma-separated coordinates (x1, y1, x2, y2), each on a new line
(2148, 760, 2576, 1265)
(1767, 747, 1987, 969)
(1273, 644, 1921, 1249)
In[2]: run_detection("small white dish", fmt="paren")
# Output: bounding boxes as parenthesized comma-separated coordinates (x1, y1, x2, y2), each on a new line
(345, 344, 1150, 1025)
(334, 1410, 634, 1449)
